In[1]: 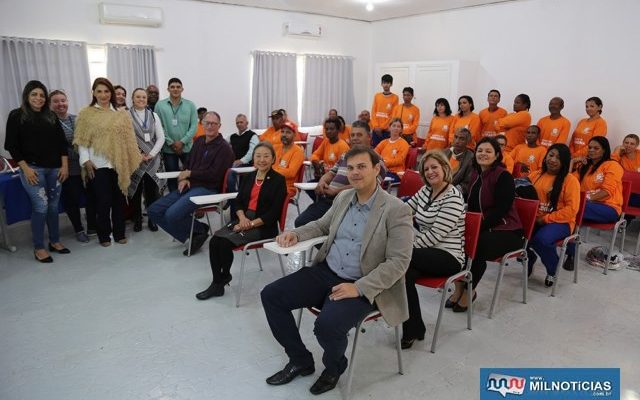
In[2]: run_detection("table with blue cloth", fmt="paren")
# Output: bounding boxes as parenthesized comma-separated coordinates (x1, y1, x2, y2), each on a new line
(0, 172, 63, 252)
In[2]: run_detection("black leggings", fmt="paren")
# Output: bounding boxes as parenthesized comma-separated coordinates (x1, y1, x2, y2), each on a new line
(208, 236, 236, 283)
(468, 230, 524, 289)
(130, 173, 160, 221)
(61, 175, 96, 233)
(403, 247, 462, 339)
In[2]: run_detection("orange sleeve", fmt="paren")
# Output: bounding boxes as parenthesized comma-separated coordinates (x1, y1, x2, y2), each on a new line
(542, 175, 580, 228)
(374, 140, 385, 156)
(371, 94, 381, 130)
(599, 161, 623, 201)
(594, 118, 607, 137)
(496, 111, 529, 131)
(311, 139, 326, 162)
(557, 118, 571, 145)
(469, 113, 482, 144)
(406, 106, 420, 136)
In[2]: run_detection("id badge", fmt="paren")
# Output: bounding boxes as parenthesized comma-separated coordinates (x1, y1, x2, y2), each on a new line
(172, 118, 178, 127)
(144, 133, 151, 142)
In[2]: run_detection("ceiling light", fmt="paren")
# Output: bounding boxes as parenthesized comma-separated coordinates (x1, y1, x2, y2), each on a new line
(366, 2, 374, 12)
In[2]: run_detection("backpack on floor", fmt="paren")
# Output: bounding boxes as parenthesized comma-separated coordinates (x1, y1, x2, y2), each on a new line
(585, 246, 625, 271)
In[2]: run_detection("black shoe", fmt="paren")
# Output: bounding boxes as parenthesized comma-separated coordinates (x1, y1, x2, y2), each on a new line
(266, 362, 315, 386)
(148, 220, 158, 232)
(133, 219, 142, 232)
(183, 233, 209, 256)
(544, 275, 555, 287)
(221, 274, 232, 286)
(34, 251, 53, 263)
(309, 370, 340, 395)
(400, 335, 424, 349)
(48, 243, 71, 254)
(563, 255, 575, 271)
(195, 283, 225, 300)
(452, 291, 477, 313)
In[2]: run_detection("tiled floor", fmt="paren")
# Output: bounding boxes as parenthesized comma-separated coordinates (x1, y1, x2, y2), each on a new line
(1, 201, 639, 399)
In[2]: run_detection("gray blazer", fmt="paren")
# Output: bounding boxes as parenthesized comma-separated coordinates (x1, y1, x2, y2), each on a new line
(293, 188, 414, 327)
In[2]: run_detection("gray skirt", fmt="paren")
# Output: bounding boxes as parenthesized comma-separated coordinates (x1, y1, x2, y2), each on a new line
(213, 210, 262, 247)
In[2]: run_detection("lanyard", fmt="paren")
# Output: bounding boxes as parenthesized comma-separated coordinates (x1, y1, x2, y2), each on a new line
(59, 117, 74, 132)
(133, 109, 149, 129)
(170, 101, 182, 118)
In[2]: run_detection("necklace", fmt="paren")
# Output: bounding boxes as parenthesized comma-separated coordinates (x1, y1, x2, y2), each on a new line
(255, 175, 265, 186)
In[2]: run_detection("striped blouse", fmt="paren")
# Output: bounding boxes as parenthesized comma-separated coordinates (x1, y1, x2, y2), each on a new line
(407, 184, 466, 266)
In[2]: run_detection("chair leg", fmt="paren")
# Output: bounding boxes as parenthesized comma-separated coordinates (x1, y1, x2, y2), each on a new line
(256, 249, 263, 271)
(620, 221, 627, 253)
(394, 325, 403, 375)
(205, 212, 213, 235)
(489, 261, 507, 319)
(604, 225, 620, 275)
(235, 250, 248, 307)
(466, 272, 473, 330)
(521, 254, 528, 304)
(574, 239, 580, 283)
(277, 254, 285, 276)
(345, 319, 364, 399)
(187, 214, 196, 257)
(552, 244, 568, 297)
(296, 308, 303, 330)
(430, 283, 449, 353)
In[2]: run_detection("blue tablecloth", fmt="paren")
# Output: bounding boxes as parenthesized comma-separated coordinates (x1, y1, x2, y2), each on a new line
(0, 172, 65, 225)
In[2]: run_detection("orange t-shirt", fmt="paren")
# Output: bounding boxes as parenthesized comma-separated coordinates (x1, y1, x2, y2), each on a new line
(424, 115, 454, 150)
(449, 153, 460, 173)
(496, 111, 532, 153)
(510, 144, 547, 173)
(375, 138, 410, 174)
(612, 149, 640, 173)
(371, 92, 399, 130)
(537, 115, 571, 148)
(260, 126, 282, 146)
(273, 144, 305, 197)
(573, 160, 623, 215)
(502, 152, 515, 174)
(390, 103, 420, 138)
(311, 138, 350, 169)
(193, 122, 205, 141)
(449, 113, 481, 148)
(529, 171, 581, 231)
(569, 117, 607, 158)
(478, 107, 507, 138)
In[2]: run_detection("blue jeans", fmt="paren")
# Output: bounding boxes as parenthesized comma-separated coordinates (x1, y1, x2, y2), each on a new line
(568, 201, 619, 256)
(147, 186, 217, 243)
(528, 223, 571, 275)
(162, 152, 190, 192)
(19, 166, 62, 249)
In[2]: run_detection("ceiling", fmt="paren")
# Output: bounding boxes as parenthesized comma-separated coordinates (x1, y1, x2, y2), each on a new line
(196, 0, 519, 22)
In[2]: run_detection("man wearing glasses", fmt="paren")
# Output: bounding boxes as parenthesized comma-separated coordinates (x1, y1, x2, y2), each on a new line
(148, 111, 234, 256)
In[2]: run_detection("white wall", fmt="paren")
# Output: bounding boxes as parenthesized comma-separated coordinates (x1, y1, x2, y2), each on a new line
(0, 0, 372, 135)
(371, 0, 640, 146)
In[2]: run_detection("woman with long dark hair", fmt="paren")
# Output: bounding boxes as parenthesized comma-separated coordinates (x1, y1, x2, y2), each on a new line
(526, 144, 580, 286)
(564, 136, 623, 270)
(447, 137, 523, 312)
(73, 77, 141, 247)
(4, 80, 69, 262)
(449, 95, 481, 148)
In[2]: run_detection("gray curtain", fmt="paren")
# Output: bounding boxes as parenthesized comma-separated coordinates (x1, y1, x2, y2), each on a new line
(106, 43, 158, 97)
(301, 54, 355, 127)
(251, 51, 298, 129)
(0, 36, 91, 156)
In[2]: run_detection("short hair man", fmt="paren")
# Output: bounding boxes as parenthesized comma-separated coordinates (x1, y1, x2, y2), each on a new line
(154, 78, 199, 192)
(273, 121, 305, 198)
(390, 86, 420, 144)
(537, 97, 571, 148)
(262, 147, 413, 395)
(510, 125, 546, 174)
(146, 84, 160, 112)
(370, 74, 399, 147)
(442, 127, 475, 198)
(260, 109, 286, 146)
(295, 120, 386, 227)
(147, 111, 234, 256)
(358, 109, 371, 128)
(478, 89, 507, 138)
(226, 114, 259, 207)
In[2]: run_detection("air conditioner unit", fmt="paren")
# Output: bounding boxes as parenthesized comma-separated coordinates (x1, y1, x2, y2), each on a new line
(284, 22, 323, 38)
(99, 3, 163, 27)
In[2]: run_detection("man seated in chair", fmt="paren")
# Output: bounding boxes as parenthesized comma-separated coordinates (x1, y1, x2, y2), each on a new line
(261, 147, 413, 395)
(147, 111, 234, 256)
(294, 120, 386, 227)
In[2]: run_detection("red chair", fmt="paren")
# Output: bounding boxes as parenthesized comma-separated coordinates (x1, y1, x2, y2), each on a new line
(415, 137, 425, 148)
(186, 169, 230, 256)
(298, 131, 308, 143)
(311, 136, 324, 153)
(405, 147, 419, 171)
(488, 198, 539, 319)
(581, 180, 632, 275)
(512, 163, 525, 178)
(234, 194, 292, 307)
(414, 211, 482, 353)
(396, 170, 423, 199)
(550, 192, 587, 297)
(621, 172, 640, 254)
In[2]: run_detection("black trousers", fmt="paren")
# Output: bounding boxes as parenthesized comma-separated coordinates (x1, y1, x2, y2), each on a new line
(130, 173, 160, 222)
(61, 175, 96, 233)
(469, 230, 524, 288)
(89, 168, 125, 243)
(403, 247, 462, 340)
(208, 236, 235, 283)
(261, 262, 375, 376)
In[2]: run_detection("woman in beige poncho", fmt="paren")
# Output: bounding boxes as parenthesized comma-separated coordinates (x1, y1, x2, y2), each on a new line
(73, 78, 141, 247)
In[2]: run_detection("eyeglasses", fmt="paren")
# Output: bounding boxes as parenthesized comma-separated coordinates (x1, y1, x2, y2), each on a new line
(203, 121, 220, 126)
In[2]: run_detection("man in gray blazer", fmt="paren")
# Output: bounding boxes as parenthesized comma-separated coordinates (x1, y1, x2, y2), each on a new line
(261, 147, 414, 395)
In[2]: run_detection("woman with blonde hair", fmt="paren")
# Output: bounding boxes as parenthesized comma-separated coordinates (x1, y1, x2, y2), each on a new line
(402, 150, 466, 349)
(73, 77, 141, 246)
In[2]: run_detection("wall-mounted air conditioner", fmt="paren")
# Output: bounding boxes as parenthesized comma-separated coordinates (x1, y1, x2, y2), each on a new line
(284, 22, 323, 38)
(98, 3, 163, 27)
